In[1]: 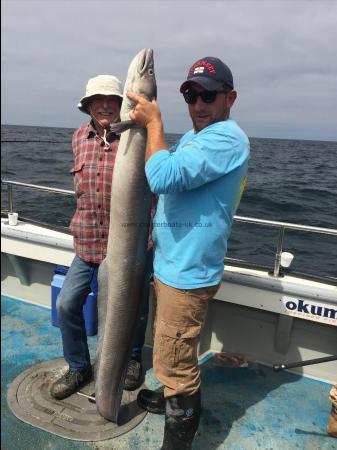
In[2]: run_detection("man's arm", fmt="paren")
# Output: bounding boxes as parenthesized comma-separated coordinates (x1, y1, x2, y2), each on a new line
(127, 92, 167, 162)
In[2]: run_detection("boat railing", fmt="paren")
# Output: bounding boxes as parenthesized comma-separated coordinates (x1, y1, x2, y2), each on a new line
(232, 215, 337, 277)
(2, 179, 337, 278)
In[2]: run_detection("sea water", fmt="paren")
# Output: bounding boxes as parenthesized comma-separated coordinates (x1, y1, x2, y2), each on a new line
(1, 124, 336, 278)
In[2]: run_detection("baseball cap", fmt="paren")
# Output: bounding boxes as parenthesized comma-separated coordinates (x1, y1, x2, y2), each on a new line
(180, 57, 234, 92)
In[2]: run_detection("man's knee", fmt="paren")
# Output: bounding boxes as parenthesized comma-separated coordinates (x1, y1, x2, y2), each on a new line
(56, 292, 72, 319)
(56, 289, 82, 319)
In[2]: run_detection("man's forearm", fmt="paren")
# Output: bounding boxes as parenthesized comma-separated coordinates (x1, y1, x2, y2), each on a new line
(145, 119, 167, 162)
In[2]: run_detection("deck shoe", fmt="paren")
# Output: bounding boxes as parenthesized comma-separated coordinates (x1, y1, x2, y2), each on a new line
(124, 360, 144, 391)
(161, 390, 201, 450)
(137, 388, 165, 414)
(50, 366, 92, 400)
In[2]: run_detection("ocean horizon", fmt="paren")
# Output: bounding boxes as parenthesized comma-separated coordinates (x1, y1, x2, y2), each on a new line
(2, 123, 337, 143)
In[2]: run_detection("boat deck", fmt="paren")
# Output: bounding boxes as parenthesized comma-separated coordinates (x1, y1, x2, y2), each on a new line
(1, 295, 335, 449)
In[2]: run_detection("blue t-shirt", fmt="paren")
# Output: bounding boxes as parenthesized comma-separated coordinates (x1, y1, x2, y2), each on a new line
(145, 119, 249, 289)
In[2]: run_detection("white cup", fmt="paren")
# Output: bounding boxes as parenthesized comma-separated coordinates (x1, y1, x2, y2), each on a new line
(8, 212, 19, 226)
(280, 251, 294, 268)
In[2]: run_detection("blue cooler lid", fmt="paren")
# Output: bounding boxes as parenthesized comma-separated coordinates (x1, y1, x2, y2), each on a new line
(54, 265, 69, 275)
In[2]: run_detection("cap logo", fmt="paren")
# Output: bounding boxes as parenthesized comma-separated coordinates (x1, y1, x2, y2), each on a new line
(194, 67, 204, 74)
(189, 60, 216, 77)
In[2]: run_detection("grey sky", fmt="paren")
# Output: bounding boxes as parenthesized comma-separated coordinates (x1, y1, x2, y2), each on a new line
(2, 0, 337, 140)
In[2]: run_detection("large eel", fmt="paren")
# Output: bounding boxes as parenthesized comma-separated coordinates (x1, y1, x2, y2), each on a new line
(95, 49, 157, 422)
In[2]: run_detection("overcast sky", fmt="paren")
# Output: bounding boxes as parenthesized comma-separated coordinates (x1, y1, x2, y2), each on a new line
(2, 0, 337, 140)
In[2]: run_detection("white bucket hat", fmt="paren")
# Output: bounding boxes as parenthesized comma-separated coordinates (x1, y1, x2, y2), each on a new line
(77, 75, 123, 114)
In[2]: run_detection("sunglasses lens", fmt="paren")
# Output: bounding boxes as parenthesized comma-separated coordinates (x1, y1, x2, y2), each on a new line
(183, 90, 220, 104)
(183, 91, 198, 104)
(201, 91, 217, 103)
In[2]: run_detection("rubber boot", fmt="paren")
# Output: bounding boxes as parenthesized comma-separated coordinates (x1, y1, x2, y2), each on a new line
(137, 388, 165, 414)
(161, 390, 201, 450)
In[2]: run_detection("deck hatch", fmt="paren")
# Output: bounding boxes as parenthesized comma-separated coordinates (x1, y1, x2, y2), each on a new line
(7, 358, 147, 441)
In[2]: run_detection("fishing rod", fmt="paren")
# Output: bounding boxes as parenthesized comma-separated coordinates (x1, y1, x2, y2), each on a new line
(273, 355, 337, 371)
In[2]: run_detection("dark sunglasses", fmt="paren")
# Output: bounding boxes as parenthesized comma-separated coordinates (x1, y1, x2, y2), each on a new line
(183, 89, 225, 105)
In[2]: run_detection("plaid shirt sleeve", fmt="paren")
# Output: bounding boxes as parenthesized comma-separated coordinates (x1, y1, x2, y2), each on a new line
(69, 123, 119, 263)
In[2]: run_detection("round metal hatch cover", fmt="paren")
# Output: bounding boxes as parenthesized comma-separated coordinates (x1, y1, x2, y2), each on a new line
(7, 358, 147, 441)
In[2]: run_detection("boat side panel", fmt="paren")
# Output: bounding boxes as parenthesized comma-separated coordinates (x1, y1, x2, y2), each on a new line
(1, 253, 56, 308)
(205, 298, 337, 383)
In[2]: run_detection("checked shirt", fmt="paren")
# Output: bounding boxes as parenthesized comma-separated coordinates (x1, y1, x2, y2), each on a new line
(69, 122, 119, 263)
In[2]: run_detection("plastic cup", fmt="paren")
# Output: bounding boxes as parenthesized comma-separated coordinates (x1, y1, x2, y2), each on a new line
(8, 212, 18, 226)
(280, 251, 294, 268)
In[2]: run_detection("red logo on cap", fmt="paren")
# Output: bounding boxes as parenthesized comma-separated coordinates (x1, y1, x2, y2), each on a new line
(189, 60, 216, 76)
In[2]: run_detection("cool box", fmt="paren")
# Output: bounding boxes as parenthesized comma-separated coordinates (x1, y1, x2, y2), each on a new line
(51, 268, 98, 336)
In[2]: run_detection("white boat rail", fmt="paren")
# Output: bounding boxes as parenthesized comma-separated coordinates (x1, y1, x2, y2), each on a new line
(2, 179, 337, 278)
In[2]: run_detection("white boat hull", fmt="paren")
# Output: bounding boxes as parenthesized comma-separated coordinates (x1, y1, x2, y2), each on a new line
(1, 218, 336, 383)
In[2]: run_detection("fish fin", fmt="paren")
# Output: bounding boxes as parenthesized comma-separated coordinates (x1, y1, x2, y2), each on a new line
(109, 120, 137, 134)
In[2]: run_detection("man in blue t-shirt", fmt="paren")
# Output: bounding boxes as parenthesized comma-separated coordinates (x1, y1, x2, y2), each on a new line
(128, 56, 249, 450)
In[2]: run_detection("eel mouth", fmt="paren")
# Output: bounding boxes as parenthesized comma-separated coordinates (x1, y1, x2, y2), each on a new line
(138, 48, 154, 76)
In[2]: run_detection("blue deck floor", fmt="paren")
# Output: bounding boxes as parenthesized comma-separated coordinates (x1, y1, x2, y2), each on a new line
(1, 295, 335, 449)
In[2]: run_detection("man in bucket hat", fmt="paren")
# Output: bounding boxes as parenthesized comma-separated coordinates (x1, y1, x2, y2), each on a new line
(127, 57, 249, 449)
(51, 75, 152, 399)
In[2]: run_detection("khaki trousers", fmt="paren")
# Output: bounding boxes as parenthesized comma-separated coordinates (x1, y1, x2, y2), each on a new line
(152, 277, 220, 398)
